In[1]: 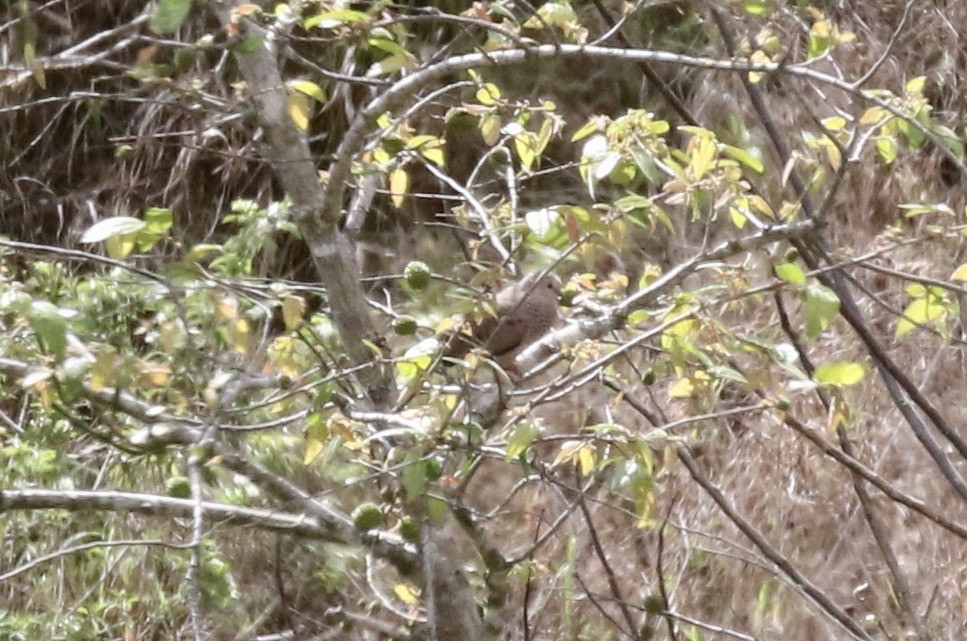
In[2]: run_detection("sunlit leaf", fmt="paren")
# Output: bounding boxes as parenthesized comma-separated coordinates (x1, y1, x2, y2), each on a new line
(571, 120, 600, 142)
(774, 262, 806, 285)
(514, 132, 538, 170)
(905, 76, 926, 94)
(525, 207, 559, 237)
(304, 10, 368, 30)
(390, 168, 409, 208)
(859, 107, 887, 125)
(476, 83, 501, 105)
(393, 583, 420, 606)
(578, 445, 595, 476)
(366, 53, 413, 77)
(395, 338, 439, 381)
(896, 295, 946, 338)
(822, 116, 847, 131)
(689, 136, 716, 179)
(876, 137, 897, 164)
(479, 114, 502, 145)
(287, 91, 311, 130)
(744, 0, 768, 15)
(722, 145, 764, 173)
(814, 361, 865, 386)
(951, 264, 967, 281)
(287, 79, 326, 103)
(668, 377, 694, 398)
(104, 234, 138, 259)
(81, 217, 146, 244)
(281, 295, 306, 330)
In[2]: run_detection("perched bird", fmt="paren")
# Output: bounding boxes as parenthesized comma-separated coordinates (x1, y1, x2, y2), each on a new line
(444, 271, 562, 369)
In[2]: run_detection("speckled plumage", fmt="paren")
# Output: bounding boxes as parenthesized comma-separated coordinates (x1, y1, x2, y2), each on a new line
(446, 272, 562, 368)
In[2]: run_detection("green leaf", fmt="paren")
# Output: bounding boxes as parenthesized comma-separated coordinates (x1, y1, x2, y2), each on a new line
(506, 422, 540, 460)
(876, 137, 897, 164)
(804, 284, 840, 339)
(81, 216, 146, 244)
(237, 35, 264, 53)
(932, 124, 965, 159)
(366, 53, 413, 77)
(28, 301, 68, 359)
(137, 207, 173, 250)
(352, 503, 386, 531)
(401, 454, 427, 500)
(743, 0, 769, 15)
(368, 37, 410, 58)
(571, 120, 600, 142)
(774, 262, 805, 285)
(722, 145, 764, 173)
(814, 361, 865, 386)
(151, 0, 192, 34)
(304, 10, 369, 30)
(395, 338, 438, 381)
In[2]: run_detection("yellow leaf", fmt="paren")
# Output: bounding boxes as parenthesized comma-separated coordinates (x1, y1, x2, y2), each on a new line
(230, 318, 251, 354)
(420, 145, 446, 167)
(514, 132, 537, 170)
(951, 264, 967, 281)
(287, 79, 326, 103)
(823, 137, 842, 171)
(896, 296, 945, 338)
(218, 297, 238, 319)
(393, 583, 420, 605)
(578, 445, 595, 476)
(822, 116, 847, 131)
(690, 136, 716, 179)
(860, 107, 887, 125)
(668, 377, 694, 398)
(905, 76, 926, 94)
(89, 351, 120, 393)
(234, 3, 260, 16)
(287, 91, 311, 131)
(105, 234, 137, 259)
(137, 363, 172, 387)
(553, 440, 583, 467)
(304, 436, 324, 464)
(281, 295, 306, 330)
(475, 83, 500, 105)
(479, 114, 501, 145)
(390, 168, 408, 208)
(876, 137, 897, 164)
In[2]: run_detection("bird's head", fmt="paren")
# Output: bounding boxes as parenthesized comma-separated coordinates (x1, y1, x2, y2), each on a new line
(521, 271, 562, 299)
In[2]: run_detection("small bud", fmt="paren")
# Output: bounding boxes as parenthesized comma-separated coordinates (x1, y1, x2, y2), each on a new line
(404, 261, 432, 290)
(393, 315, 418, 335)
(352, 503, 386, 531)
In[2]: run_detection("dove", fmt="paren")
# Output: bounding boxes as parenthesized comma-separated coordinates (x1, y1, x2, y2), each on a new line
(444, 271, 562, 369)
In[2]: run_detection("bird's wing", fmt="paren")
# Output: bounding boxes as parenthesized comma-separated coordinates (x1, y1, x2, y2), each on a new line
(479, 313, 525, 356)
